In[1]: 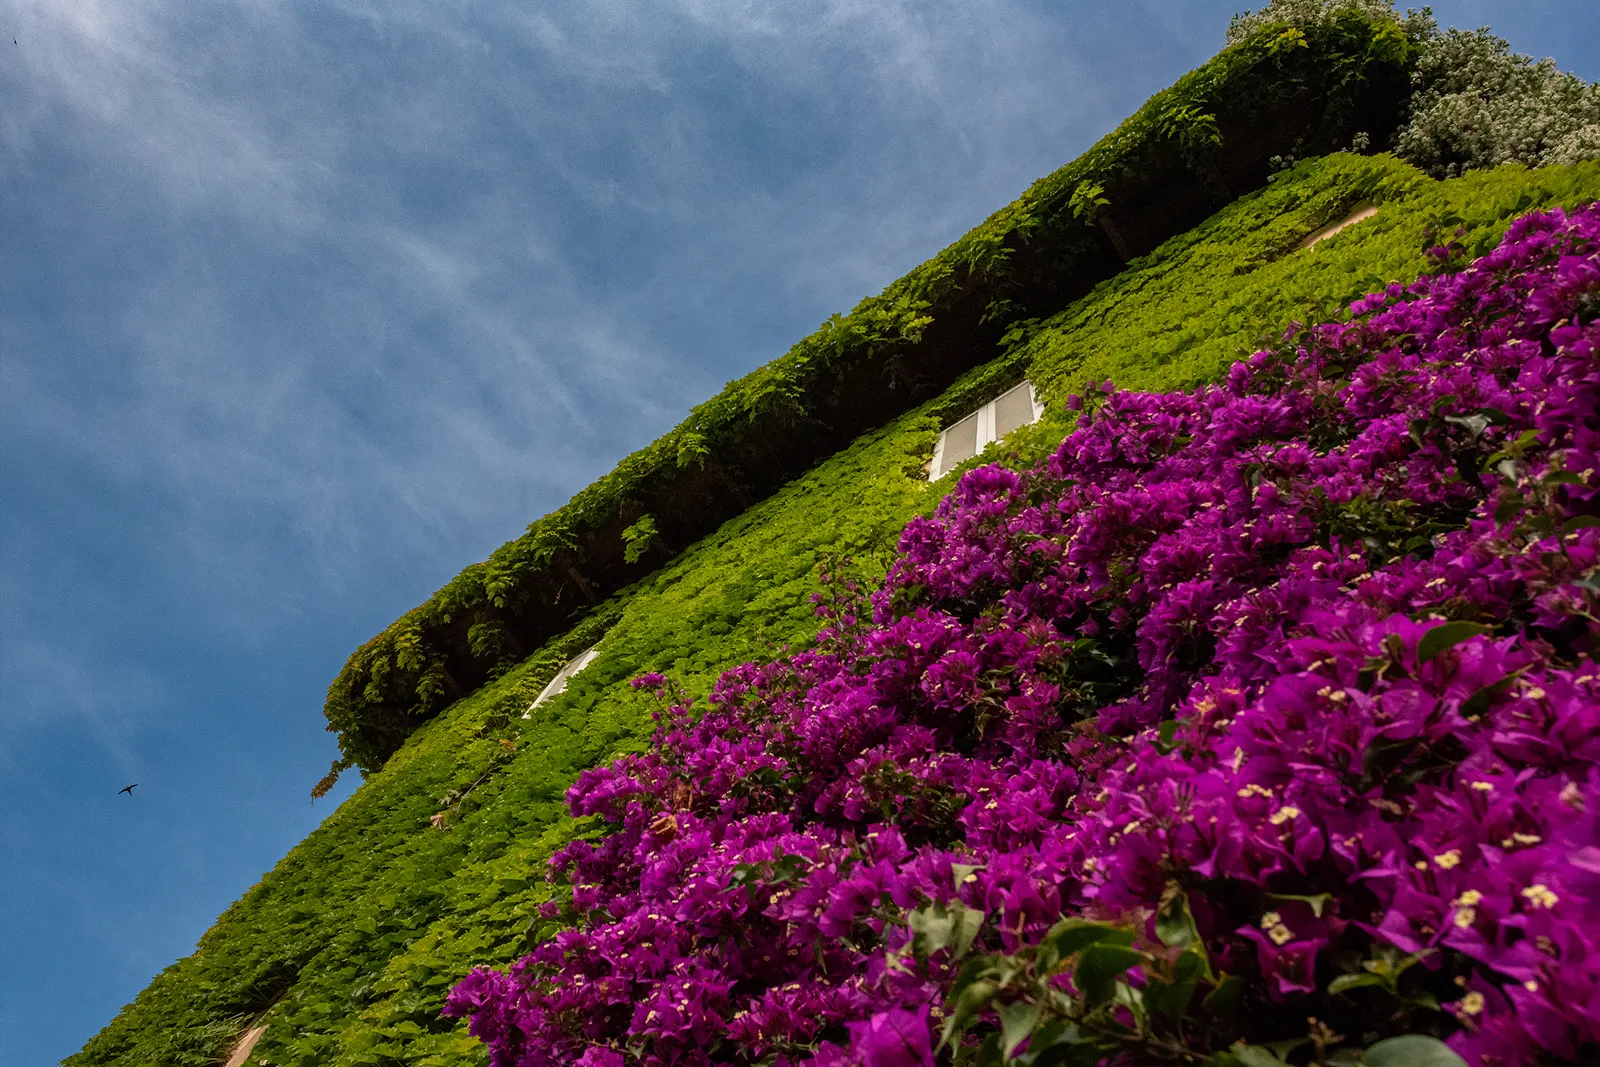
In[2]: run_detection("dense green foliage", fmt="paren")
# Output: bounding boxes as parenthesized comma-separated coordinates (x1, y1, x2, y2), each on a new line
(1018, 153, 1600, 399)
(1231, 1, 1600, 176)
(322, 12, 1416, 782)
(70, 154, 1600, 1067)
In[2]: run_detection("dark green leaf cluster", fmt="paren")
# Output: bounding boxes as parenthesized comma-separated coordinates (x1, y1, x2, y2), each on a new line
(931, 896, 1468, 1066)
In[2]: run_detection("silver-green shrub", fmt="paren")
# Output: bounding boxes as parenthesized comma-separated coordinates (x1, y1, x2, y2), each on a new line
(1226, 0, 1434, 44)
(1230, 1, 1600, 175)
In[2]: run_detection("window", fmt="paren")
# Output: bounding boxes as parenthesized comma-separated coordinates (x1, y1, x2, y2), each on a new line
(223, 1026, 268, 1067)
(524, 644, 602, 717)
(1297, 203, 1378, 251)
(929, 380, 1042, 480)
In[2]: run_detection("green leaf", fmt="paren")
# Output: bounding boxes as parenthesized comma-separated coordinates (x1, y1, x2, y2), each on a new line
(1407, 418, 1429, 450)
(908, 899, 985, 962)
(973, 1032, 1006, 1067)
(1361, 734, 1417, 786)
(1543, 470, 1586, 486)
(1202, 973, 1243, 1016)
(1142, 967, 1199, 1021)
(1012, 1019, 1076, 1066)
(1481, 406, 1512, 425)
(1069, 180, 1109, 221)
(1461, 669, 1526, 718)
(1174, 948, 1208, 984)
(1039, 919, 1132, 971)
(1494, 492, 1524, 522)
(1073, 944, 1143, 1005)
(1155, 888, 1201, 950)
(1361, 1035, 1468, 1067)
(951, 863, 985, 891)
(1416, 620, 1492, 665)
(1232, 1045, 1293, 1067)
(1019, 1026, 1112, 1067)
(907, 901, 953, 958)
(997, 1000, 1043, 1060)
(1484, 427, 1541, 468)
(1155, 719, 1182, 753)
(1442, 413, 1489, 438)
(621, 515, 659, 564)
(1328, 972, 1387, 995)
(771, 853, 807, 882)
(1264, 891, 1333, 918)
(939, 978, 999, 1051)
(1364, 945, 1428, 983)
(674, 430, 710, 469)
(1267, 1036, 1310, 1058)
(1562, 514, 1600, 535)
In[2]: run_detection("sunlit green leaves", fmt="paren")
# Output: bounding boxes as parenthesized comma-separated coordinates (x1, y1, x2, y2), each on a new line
(997, 1000, 1044, 1059)
(1416, 620, 1493, 664)
(621, 515, 660, 565)
(1068, 180, 1109, 222)
(907, 899, 986, 964)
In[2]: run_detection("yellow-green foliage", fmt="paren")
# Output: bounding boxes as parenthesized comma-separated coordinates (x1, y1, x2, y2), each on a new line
(1018, 152, 1600, 402)
(69, 156, 1600, 1067)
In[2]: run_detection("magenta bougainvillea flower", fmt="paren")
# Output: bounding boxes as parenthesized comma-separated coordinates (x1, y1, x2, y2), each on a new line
(446, 203, 1600, 1066)
(846, 1006, 935, 1067)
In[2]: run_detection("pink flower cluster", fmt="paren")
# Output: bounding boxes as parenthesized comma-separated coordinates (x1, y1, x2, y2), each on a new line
(447, 204, 1600, 1067)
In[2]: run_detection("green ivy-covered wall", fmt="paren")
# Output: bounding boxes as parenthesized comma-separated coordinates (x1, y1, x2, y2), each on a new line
(319, 13, 1420, 780)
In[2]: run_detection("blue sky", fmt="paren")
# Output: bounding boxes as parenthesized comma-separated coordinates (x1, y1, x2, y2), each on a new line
(2, 2, 1596, 1064)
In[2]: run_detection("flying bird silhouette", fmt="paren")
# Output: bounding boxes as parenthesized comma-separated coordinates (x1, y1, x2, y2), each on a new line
(118, 784, 137, 795)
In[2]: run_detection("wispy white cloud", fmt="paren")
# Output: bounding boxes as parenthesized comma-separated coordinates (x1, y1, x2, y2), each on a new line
(6, 0, 329, 229)
(0, 632, 165, 760)
(0, 0, 1181, 673)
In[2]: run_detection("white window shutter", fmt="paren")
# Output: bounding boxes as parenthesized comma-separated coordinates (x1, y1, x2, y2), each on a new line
(929, 380, 1042, 481)
(977, 401, 996, 450)
(992, 381, 1036, 439)
(933, 410, 982, 479)
(525, 644, 603, 715)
